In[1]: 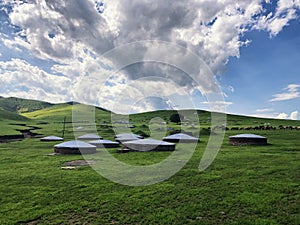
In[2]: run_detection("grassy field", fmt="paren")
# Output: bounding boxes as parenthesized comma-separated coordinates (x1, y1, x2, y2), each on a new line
(0, 102, 299, 224)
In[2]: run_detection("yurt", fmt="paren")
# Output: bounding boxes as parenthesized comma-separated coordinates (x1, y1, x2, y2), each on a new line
(54, 140, 97, 154)
(77, 134, 103, 141)
(229, 134, 267, 145)
(115, 133, 143, 143)
(89, 140, 120, 148)
(122, 138, 175, 152)
(40, 136, 64, 142)
(163, 133, 199, 143)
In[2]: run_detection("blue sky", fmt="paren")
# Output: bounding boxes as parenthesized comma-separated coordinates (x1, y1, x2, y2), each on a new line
(223, 19, 300, 119)
(0, 0, 299, 119)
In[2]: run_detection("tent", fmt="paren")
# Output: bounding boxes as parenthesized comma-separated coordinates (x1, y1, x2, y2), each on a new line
(54, 140, 97, 154)
(88, 139, 120, 148)
(122, 138, 175, 152)
(115, 133, 143, 143)
(40, 136, 64, 142)
(229, 134, 267, 145)
(77, 134, 103, 141)
(163, 133, 199, 143)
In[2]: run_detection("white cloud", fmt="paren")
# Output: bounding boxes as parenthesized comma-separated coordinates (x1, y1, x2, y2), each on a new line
(250, 110, 299, 120)
(286, 84, 300, 92)
(201, 101, 233, 113)
(290, 111, 299, 120)
(276, 112, 289, 119)
(0, 1, 299, 112)
(276, 111, 299, 120)
(0, 58, 71, 103)
(2, 0, 271, 74)
(256, 108, 274, 113)
(270, 84, 300, 102)
(228, 86, 235, 93)
(256, 0, 300, 36)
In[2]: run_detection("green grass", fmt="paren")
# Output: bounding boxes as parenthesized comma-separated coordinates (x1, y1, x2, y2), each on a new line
(0, 100, 299, 224)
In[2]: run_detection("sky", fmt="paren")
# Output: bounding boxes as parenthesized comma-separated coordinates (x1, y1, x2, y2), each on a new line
(0, 0, 299, 120)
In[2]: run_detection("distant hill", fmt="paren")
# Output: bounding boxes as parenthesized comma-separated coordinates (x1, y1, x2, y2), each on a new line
(0, 96, 299, 127)
(0, 107, 28, 121)
(0, 96, 54, 113)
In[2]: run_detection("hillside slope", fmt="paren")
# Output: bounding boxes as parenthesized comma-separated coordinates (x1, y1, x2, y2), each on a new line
(0, 107, 28, 121)
(0, 96, 53, 113)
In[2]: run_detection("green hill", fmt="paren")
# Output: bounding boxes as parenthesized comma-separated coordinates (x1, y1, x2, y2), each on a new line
(0, 96, 297, 137)
(0, 107, 28, 121)
(0, 107, 30, 136)
(0, 96, 53, 113)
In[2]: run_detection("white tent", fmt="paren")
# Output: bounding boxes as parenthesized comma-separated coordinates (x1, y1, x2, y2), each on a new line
(77, 134, 103, 141)
(54, 140, 97, 154)
(122, 138, 175, 152)
(115, 133, 143, 143)
(163, 133, 199, 143)
(229, 134, 267, 145)
(40, 136, 64, 142)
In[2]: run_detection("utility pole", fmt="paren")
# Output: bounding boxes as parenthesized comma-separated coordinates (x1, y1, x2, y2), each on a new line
(62, 116, 66, 139)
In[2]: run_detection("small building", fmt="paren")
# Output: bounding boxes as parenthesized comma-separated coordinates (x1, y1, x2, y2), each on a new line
(40, 136, 64, 142)
(54, 140, 97, 154)
(77, 134, 103, 141)
(229, 134, 267, 146)
(163, 133, 199, 143)
(122, 138, 175, 152)
(89, 140, 120, 148)
(115, 133, 143, 143)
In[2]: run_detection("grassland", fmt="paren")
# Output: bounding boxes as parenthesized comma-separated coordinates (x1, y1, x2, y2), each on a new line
(0, 101, 299, 224)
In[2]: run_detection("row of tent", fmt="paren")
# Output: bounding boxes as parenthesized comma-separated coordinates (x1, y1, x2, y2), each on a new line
(40, 133, 200, 154)
(41, 133, 268, 155)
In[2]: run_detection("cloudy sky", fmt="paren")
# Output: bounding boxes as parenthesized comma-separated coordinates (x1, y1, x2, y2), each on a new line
(0, 0, 299, 119)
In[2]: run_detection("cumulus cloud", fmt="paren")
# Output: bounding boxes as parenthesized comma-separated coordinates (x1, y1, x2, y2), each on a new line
(290, 111, 299, 120)
(1, 0, 272, 72)
(251, 110, 299, 120)
(0, 58, 71, 103)
(270, 84, 300, 102)
(0, 0, 299, 112)
(276, 112, 289, 119)
(276, 111, 299, 120)
(256, 0, 300, 36)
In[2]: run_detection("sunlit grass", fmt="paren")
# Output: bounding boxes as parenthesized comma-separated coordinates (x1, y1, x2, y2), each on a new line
(0, 102, 299, 224)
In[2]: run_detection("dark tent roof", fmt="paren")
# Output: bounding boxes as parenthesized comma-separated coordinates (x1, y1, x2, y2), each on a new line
(88, 139, 119, 148)
(115, 133, 143, 139)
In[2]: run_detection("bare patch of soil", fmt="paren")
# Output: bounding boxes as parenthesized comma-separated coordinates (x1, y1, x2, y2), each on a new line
(63, 160, 96, 167)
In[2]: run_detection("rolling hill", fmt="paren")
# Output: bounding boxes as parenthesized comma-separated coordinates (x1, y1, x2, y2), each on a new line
(0, 96, 54, 113)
